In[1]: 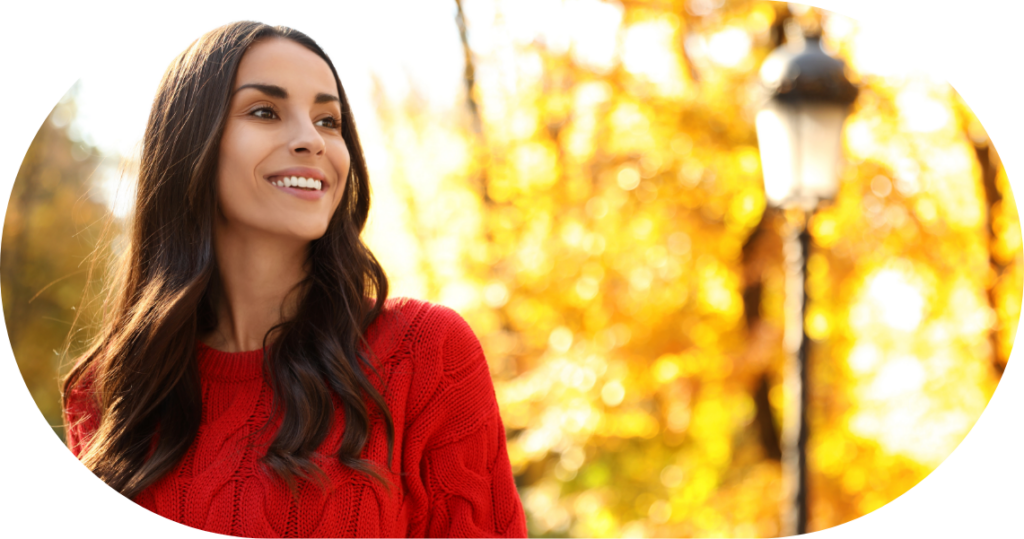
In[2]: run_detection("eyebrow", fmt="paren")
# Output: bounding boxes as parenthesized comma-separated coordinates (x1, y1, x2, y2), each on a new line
(234, 83, 340, 104)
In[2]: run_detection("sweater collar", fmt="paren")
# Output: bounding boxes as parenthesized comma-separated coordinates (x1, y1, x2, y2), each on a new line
(193, 296, 429, 382)
(195, 340, 265, 381)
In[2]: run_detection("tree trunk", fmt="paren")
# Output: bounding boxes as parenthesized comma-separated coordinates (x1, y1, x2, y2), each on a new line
(974, 141, 1007, 376)
(741, 209, 784, 463)
(454, 0, 493, 205)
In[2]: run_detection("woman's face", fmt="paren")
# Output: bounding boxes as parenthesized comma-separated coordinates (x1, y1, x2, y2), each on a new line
(216, 37, 349, 242)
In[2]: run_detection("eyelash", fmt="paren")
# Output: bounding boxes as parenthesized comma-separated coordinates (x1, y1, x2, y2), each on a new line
(249, 106, 341, 130)
(316, 115, 341, 129)
(250, 106, 279, 120)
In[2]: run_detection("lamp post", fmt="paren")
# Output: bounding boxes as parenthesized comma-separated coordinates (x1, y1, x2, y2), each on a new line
(754, 30, 858, 536)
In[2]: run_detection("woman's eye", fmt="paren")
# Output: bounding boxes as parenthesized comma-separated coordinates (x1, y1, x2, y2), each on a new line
(316, 116, 340, 129)
(251, 107, 277, 120)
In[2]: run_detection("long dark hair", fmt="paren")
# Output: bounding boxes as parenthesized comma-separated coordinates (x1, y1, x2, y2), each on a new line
(61, 21, 393, 499)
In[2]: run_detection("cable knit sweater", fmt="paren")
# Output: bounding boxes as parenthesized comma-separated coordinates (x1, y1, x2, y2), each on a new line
(63, 297, 527, 538)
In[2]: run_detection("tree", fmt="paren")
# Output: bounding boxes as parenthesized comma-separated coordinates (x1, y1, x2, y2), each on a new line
(1, 84, 118, 442)
(365, 1, 1015, 536)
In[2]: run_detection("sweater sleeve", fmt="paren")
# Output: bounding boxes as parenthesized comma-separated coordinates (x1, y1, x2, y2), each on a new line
(403, 305, 527, 538)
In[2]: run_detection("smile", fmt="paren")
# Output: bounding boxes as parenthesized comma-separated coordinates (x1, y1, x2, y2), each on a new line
(268, 176, 323, 191)
(266, 175, 328, 201)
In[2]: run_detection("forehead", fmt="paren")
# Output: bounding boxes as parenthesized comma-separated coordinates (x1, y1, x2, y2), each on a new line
(234, 37, 337, 95)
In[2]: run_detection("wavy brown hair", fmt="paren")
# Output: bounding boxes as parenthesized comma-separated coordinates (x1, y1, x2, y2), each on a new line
(61, 21, 393, 499)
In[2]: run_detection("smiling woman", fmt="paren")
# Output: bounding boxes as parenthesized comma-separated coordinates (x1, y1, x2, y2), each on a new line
(205, 38, 354, 354)
(60, 21, 526, 538)
(216, 39, 349, 251)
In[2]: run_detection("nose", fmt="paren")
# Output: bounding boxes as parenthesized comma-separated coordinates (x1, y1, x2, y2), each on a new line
(288, 116, 326, 157)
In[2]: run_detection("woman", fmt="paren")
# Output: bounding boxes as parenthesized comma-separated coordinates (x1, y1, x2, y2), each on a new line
(61, 21, 527, 538)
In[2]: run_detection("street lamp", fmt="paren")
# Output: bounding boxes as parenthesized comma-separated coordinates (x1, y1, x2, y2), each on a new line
(754, 29, 858, 536)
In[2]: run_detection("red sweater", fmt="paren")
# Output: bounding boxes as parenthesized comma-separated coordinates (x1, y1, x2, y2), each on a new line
(64, 298, 528, 538)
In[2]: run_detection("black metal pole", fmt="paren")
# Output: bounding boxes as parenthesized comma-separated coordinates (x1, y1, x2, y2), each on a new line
(781, 216, 812, 535)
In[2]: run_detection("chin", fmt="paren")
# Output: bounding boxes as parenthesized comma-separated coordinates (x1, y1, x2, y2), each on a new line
(304, 231, 330, 242)
(292, 224, 331, 242)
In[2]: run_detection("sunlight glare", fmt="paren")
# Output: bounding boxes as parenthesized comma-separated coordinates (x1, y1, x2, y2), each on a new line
(846, 19, 947, 84)
(568, 0, 623, 72)
(949, 280, 997, 335)
(438, 281, 479, 312)
(865, 269, 926, 331)
(706, 27, 752, 68)
(847, 343, 881, 375)
(621, 18, 688, 96)
(896, 88, 951, 133)
(864, 355, 926, 400)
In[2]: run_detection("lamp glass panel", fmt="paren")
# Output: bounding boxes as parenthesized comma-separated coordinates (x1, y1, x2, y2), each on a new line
(755, 104, 798, 207)
(795, 102, 847, 201)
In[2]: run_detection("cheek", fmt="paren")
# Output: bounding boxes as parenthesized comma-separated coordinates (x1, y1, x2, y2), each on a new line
(330, 141, 352, 209)
(217, 124, 273, 204)
(217, 126, 251, 190)
(334, 140, 352, 178)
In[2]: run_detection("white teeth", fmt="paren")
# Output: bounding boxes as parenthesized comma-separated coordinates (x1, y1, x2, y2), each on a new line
(271, 176, 322, 190)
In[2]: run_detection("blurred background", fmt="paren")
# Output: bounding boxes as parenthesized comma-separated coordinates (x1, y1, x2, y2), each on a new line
(2, 1, 1018, 537)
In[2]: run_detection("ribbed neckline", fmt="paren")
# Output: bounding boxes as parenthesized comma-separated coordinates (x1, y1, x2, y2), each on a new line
(191, 297, 428, 383)
(195, 340, 265, 381)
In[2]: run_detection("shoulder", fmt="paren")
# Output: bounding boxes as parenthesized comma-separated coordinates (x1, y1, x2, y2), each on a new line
(368, 297, 483, 365)
(374, 299, 494, 438)
(367, 297, 487, 405)
(392, 298, 484, 372)
(375, 296, 471, 332)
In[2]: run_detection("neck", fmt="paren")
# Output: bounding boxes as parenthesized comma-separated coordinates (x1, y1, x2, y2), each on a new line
(202, 221, 310, 353)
